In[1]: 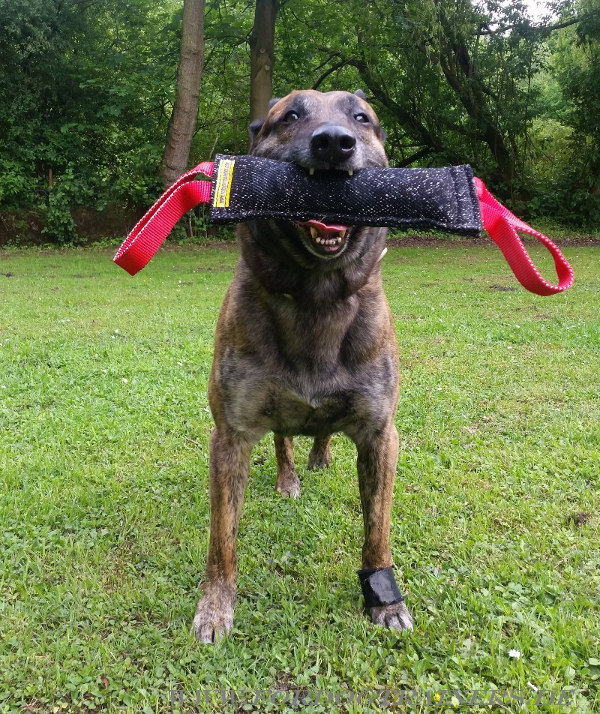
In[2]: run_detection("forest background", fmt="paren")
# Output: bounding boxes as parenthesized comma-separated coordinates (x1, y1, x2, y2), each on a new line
(1, 0, 599, 245)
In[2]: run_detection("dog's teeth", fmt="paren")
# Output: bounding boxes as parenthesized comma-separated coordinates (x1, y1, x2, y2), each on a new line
(340, 230, 347, 239)
(309, 168, 315, 176)
(348, 170, 354, 177)
(310, 227, 318, 239)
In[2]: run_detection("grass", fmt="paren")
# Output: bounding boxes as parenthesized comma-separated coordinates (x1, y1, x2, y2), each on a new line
(0, 239, 599, 713)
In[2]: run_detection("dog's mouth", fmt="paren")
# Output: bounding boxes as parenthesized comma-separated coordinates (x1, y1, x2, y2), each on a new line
(297, 219, 351, 259)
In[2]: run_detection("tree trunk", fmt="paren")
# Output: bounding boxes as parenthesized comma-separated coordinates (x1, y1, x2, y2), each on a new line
(249, 0, 279, 121)
(161, 0, 206, 188)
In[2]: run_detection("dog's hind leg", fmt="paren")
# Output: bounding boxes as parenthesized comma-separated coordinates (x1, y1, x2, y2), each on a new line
(307, 435, 332, 470)
(352, 420, 413, 631)
(192, 427, 254, 643)
(274, 434, 301, 498)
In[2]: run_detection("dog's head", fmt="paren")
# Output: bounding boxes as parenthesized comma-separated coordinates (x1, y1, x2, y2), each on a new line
(246, 89, 388, 264)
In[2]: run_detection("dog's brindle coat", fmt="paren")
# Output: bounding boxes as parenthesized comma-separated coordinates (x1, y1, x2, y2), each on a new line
(192, 90, 413, 642)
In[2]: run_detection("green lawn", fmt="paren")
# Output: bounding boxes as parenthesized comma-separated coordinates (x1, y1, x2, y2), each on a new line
(0, 241, 598, 713)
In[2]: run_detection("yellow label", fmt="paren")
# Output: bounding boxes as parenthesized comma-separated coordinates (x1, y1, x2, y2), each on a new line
(213, 158, 235, 208)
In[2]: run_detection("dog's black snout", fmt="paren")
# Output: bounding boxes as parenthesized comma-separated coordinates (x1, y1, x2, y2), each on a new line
(310, 124, 356, 164)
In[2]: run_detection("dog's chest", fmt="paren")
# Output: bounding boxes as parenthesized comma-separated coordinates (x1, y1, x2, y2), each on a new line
(225, 376, 354, 437)
(213, 273, 397, 438)
(217, 347, 395, 439)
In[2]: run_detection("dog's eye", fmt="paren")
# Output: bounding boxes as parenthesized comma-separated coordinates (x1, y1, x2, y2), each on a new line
(354, 113, 370, 124)
(282, 110, 300, 123)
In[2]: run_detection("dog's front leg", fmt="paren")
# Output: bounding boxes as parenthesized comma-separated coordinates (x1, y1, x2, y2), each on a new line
(354, 421, 413, 631)
(192, 427, 254, 643)
(274, 434, 301, 498)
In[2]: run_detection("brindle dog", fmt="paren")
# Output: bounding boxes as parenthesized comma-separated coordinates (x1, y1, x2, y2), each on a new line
(192, 89, 414, 642)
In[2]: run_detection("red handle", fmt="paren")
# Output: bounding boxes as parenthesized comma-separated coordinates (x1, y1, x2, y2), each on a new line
(475, 178, 574, 296)
(113, 163, 574, 296)
(113, 162, 214, 275)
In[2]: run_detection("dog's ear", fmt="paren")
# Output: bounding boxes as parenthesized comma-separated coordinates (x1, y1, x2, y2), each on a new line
(249, 118, 264, 150)
(249, 98, 281, 151)
(380, 127, 387, 143)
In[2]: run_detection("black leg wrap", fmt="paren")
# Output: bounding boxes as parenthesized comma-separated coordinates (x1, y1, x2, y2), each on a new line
(357, 567, 405, 608)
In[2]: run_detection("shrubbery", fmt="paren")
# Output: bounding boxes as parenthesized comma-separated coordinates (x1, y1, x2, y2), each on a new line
(1, 0, 599, 244)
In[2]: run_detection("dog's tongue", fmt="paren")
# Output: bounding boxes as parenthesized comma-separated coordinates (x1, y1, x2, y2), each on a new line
(301, 219, 349, 238)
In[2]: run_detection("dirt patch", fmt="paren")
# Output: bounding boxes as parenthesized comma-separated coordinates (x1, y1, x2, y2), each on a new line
(0, 206, 144, 246)
(567, 512, 593, 528)
(387, 236, 487, 248)
(71, 205, 145, 241)
(386, 234, 600, 248)
(2, 207, 598, 250)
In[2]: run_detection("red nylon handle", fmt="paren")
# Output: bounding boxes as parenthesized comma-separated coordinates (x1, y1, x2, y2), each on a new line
(475, 178, 574, 296)
(113, 164, 574, 297)
(113, 162, 214, 275)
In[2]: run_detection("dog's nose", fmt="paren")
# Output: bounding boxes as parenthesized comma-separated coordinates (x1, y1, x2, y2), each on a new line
(310, 125, 356, 164)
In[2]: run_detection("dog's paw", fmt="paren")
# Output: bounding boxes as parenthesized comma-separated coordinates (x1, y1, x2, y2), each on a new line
(369, 601, 413, 631)
(307, 437, 331, 470)
(192, 596, 234, 643)
(276, 470, 301, 498)
(307, 454, 330, 470)
(307, 450, 331, 470)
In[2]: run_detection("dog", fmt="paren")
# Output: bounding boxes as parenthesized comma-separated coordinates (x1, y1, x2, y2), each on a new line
(192, 89, 414, 642)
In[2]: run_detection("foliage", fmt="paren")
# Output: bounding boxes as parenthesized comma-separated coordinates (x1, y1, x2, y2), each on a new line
(43, 184, 78, 245)
(0, 0, 179, 231)
(276, 0, 570, 207)
(192, 1, 255, 158)
(0, 0, 599, 243)
(548, 0, 600, 226)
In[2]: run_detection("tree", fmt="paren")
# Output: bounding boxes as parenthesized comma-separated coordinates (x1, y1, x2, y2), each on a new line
(0, 0, 177, 216)
(277, 0, 593, 202)
(161, 0, 207, 187)
(1, 0, 599, 239)
(536, 0, 600, 223)
(249, 0, 279, 121)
